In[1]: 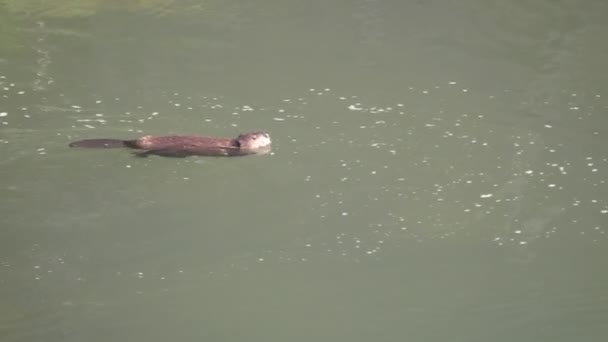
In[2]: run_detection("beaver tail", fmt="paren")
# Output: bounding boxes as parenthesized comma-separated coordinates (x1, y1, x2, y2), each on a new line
(69, 139, 136, 148)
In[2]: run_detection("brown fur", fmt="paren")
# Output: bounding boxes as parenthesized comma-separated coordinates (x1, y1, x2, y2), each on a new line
(69, 132, 271, 157)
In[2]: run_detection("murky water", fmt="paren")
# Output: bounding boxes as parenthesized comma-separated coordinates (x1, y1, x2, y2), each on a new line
(1, 1, 607, 341)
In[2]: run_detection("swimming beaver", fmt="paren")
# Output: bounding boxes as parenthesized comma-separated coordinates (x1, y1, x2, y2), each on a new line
(69, 132, 271, 157)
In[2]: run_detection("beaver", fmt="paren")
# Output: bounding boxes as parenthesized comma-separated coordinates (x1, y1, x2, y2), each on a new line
(69, 131, 271, 157)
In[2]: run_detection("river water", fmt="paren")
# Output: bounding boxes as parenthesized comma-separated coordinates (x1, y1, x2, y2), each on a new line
(1, 1, 607, 341)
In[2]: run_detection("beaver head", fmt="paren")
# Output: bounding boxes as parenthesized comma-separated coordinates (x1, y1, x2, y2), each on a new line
(236, 132, 272, 151)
